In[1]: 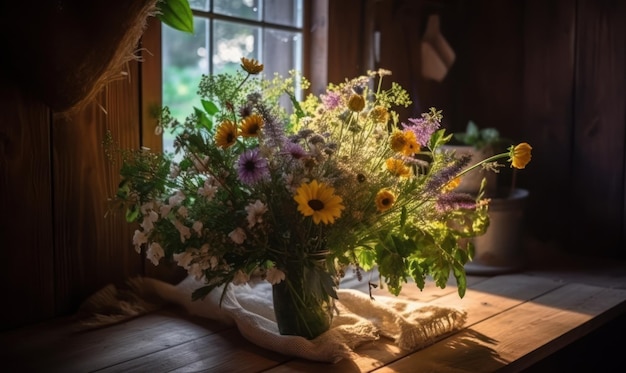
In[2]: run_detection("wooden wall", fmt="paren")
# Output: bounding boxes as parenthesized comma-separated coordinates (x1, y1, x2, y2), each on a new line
(0, 0, 624, 331)
(329, 0, 625, 257)
(0, 49, 144, 331)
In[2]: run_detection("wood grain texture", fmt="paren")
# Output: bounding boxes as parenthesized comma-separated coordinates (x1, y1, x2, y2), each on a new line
(0, 83, 55, 331)
(52, 61, 143, 316)
(4, 268, 622, 373)
(522, 0, 576, 245)
(327, 0, 365, 84)
(572, 0, 626, 255)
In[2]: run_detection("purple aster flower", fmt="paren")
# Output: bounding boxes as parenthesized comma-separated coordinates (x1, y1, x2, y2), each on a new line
(237, 148, 269, 185)
(403, 116, 441, 146)
(283, 141, 308, 160)
(321, 91, 341, 110)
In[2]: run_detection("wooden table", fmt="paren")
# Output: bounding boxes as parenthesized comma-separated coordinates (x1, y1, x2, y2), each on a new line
(2, 247, 626, 372)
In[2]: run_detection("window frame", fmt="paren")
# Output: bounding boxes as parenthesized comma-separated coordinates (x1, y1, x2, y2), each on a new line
(139, 0, 325, 152)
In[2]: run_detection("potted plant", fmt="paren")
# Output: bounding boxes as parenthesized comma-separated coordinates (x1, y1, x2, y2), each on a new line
(459, 141, 533, 275)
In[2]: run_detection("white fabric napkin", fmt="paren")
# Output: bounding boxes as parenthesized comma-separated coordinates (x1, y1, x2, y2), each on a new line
(103, 272, 467, 363)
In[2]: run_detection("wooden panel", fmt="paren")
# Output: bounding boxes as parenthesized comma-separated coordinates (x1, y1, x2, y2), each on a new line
(52, 62, 143, 316)
(327, 0, 364, 83)
(0, 84, 55, 331)
(572, 0, 626, 256)
(522, 0, 576, 247)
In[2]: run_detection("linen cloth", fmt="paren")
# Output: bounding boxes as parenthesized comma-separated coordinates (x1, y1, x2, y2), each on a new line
(78, 271, 467, 363)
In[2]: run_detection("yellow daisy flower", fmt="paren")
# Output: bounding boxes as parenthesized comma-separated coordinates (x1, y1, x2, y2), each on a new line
(293, 180, 344, 225)
(402, 131, 420, 156)
(375, 189, 396, 212)
(385, 158, 411, 178)
(240, 114, 264, 138)
(509, 142, 532, 169)
(370, 105, 389, 124)
(389, 130, 407, 153)
(240, 57, 264, 75)
(214, 120, 238, 149)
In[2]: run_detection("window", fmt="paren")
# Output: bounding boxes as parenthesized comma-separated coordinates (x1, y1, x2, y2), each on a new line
(161, 0, 306, 152)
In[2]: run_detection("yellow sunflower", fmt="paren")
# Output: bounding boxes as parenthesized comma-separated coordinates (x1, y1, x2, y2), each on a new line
(385, 158, 411, 178)
(240, 57, 264, 75)
(214, 120, 238, 149)
(240, 114, 264, 138)
(509, 142, 532, 169)
(375, 189, 396, 212)
(293, 180, 344, 225)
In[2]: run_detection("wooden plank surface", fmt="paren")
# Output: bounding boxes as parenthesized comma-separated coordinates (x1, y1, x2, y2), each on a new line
(378, 283, 626, 373)
(2, 270, 626, 373)
(266, 274, 564, 373)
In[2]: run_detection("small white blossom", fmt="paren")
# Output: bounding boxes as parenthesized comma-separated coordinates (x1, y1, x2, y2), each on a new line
(140, 210, 159, 232)
(228, 227, 246, 244)
(173, 249, 195, 269)
(266, 266, 286, 285)
(169, 190, 185, 206)
(169, 163, 180, 178)
(188, 263, 205, 280)
(173, 219, 191, 243)
(160, 204, 172, 217)
(193, 155, 210, 172)
(177, 206, 189, 218)
(232, 270, 250, 285)
(198, 178, 218, 199)
(245, 200, 268, 228)
(192, 220, 203, 234)
(146, 242, 164, 265)
(132, 230, 147, 253)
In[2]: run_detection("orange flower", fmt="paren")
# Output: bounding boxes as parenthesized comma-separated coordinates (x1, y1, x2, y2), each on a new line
(240, 57, 264, 74)
(386, 158, 411, 177)
(375, 189, 396, 212)
(509, 143, 532, 169)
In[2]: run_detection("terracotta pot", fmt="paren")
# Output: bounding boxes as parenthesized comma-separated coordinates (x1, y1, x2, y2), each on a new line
(465, 188, 529, 275)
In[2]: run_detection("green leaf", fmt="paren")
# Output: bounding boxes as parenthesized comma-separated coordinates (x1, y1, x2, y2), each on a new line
(125, 204, 139, 222)
(194, 107, 212, 130)
(201, 99, 220, 116)
(158, 0, 194, 33)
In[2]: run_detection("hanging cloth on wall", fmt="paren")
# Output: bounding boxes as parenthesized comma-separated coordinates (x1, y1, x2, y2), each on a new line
(421, 14, 456, 82)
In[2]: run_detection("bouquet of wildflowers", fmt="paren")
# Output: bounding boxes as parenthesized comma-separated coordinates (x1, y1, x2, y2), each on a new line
(110, 57, 532, 306)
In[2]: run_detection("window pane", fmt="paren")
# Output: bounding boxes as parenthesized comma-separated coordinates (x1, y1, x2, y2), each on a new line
(162, 18, 209, 150)
(189, 0, 210, 11)
(214, 0, 260, 21)
(213, 21, 260, 74)
(264, 0, 303, 27)
(263, 28, 302, 80)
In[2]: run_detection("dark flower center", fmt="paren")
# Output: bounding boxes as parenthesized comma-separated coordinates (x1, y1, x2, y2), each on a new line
(244, 160, 256, 171)
(382, 198, 391, 206)
(308, 199, 325, 211)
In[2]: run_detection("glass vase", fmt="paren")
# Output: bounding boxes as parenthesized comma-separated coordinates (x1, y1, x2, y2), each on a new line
(272, 260, 334, 340)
